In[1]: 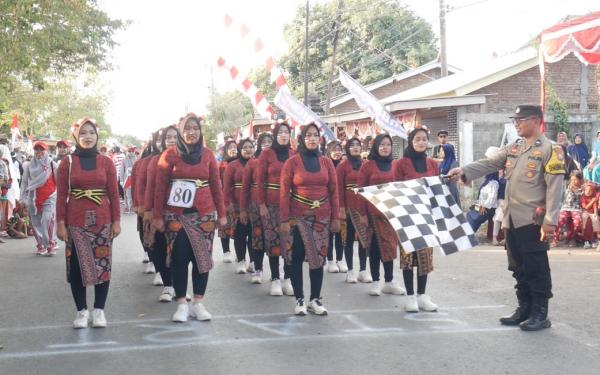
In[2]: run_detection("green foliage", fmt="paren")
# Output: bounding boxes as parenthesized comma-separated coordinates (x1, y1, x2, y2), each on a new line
(0, 0, 127, 91)
(276, 0, 437, 103)
(545, 79, 569, 135)
(205, 90, 254, 146)
(0, 74, 111, 140)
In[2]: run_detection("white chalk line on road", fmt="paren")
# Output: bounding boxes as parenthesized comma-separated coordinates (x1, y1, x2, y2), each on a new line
(0, 326, 517, 360)
(0, 305, 506, 333)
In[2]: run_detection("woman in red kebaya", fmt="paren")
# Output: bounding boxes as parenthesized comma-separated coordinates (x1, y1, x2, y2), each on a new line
(257, 121, 295, 296)
(240, 133, 274, 285)
(394, 127, 438, 312)
(144, 126, 179, 302)
(153, 113, 226, 323)
(325, 141, 346, 273)
(358, 134, 406, 297)
(56, 117, 121, 329)
(219, 140, 237, 263)
(224, 139, 258, 277)
(336, 137, 371, 284)
(280, 123, 340, 316)
(133, 141, 157, 276)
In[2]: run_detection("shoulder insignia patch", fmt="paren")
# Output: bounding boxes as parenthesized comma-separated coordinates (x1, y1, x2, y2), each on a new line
(545, 145, 566, 175)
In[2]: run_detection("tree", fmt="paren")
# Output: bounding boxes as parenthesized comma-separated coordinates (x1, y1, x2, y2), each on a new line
(0, 0, 126, 93)
(277, 0, 438, 107)
(0, 74, 112, 140)
(205, 90, 254, 146)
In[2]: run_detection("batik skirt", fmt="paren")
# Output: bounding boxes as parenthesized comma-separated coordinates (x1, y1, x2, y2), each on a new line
(164, 211, 216, 274)
(281, 215, 330, 270)
(66, 223, 113, 287)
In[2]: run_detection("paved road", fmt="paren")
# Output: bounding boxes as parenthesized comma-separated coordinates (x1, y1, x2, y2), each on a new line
(1, 214, 599, 374)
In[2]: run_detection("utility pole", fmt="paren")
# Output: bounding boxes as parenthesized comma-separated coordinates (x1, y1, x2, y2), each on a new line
(304, 0, 310, 105)
(439, 0, 448, 77)
(324, 0, 344, 115)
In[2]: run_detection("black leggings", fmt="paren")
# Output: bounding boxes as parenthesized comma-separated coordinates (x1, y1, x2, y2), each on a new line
(345, 218, 367, 271)
(69, 245, 110, 311)
(171, 230, 209, 299)
(269, 256, 291, 280)
(137, 216, 152, 254)
(290, 227, 323, 301)
(153, 232, 172, 287)
(221, 237, 231, 253)
(369, 234, 393, 282)
(402, 270, 428, 295)
(327, 232, 343, 261)
(234, 222, 254, 263)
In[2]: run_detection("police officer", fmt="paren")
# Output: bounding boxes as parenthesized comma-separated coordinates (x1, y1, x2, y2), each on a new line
(448, 105, 565, 331)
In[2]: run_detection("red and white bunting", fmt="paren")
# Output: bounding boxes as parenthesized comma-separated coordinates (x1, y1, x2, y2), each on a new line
(224, 14, 289, 91)
(216, 56, 275, 120)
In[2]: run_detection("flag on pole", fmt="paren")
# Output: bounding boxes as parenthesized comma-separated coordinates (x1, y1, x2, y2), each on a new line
(356, 176, 477, 255)
(274, 88, 337, 143)
(338, 68, 408, 140)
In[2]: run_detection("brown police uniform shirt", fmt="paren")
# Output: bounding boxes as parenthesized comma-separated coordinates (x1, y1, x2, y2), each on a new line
(462, 135, 565, 229)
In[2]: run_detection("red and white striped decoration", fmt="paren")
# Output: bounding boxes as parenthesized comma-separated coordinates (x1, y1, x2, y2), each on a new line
(224, 14, 289, 92)
(216, 56, 275, 120)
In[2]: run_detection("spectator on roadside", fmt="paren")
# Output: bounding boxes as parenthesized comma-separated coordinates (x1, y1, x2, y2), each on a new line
(556, 131, 570, 148)
(55, 140, 70, 164)
(553, 173, 583, 247)
(579, 181, 598, 249)
(567, 133, 589, 170)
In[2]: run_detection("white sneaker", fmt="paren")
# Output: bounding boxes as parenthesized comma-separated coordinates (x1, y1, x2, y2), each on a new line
(357, 270, 373, 283)
(153, 273, 164, 286)
(91, 309, 107, 328)
(250, 271, 263, 284)
(142, 252, 150, 263)
(270, 279, 283, 296)
(186, 293, 192, 302)
(172, 303, 189, 322)
(294, 299, 307, 316)
(282, 278, 294, 296)
(144, 262, 156, 274)
(404, 295, 419, 312)
(369, 280, 382, 296)
(337, 261, 348, 273)
(584, 241, 592, 249)
(382, 280, 406, 295)
(236, 260, 247, 274)
(159, 286, 175, 302)
(326, 260, 339, 273)
(308, 298, 328, 316)
(417, 294, 438, 312)
(222, 251, 234, 263)
(189, 302, 212, 321)
(345, 271, 358, 284)
(246, 262, 255, 273)
(73, 309, 89, 329)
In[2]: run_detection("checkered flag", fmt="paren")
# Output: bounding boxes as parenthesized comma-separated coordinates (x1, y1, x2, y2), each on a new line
(356, 176, 477, 255)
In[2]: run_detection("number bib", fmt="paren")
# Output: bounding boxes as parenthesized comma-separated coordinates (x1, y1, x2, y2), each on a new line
(167, 180, 196, 208)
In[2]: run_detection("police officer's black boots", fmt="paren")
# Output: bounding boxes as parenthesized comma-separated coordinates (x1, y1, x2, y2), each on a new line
(520, 298, 551, 331)
(499, 294, 530, 326)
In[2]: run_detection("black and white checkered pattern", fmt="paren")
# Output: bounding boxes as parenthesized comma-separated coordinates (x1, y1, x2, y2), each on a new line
(357, 176, 477, 255)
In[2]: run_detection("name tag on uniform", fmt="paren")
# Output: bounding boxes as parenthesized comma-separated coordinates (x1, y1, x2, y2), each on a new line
(167, 180, 196, 208)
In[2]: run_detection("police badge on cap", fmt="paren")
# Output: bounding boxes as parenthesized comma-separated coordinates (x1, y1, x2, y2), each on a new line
(510, 105, 543, 119)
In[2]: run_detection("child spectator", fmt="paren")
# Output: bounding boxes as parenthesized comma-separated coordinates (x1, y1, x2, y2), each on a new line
(579, 182, 598, 249)
(553, 174, 583, 247)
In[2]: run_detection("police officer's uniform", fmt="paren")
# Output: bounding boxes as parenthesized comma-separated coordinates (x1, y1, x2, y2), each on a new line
(460, 105, 565, 331)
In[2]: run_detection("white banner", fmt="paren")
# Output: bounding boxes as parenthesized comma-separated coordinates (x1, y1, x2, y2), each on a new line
(338, 68, 407, 140)
(274, 88, 337, 143)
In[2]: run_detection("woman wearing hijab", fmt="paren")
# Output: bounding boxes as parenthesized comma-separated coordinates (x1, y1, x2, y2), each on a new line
(567, 133, 589, 170)
(325, 141, 345, 273)
(466, 172, 500, 233)
(224, 138, 258, 277)
(240, 133, 273, 286)
(133, 141, 159, 277)
(280, 123, 340, 315)
(56, 117, 121, 329)
(257, 121, 295, 296)
(20, 141, 59, 255)
(393, 127, 439, 312)
(153, 113, 226, 322)
(144, 126, 179, 302)
(358, 134, 406, 297)
(336, 137, 371, 284)
(218, 140, 238, 264)
(0, 144, 20, 238)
